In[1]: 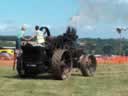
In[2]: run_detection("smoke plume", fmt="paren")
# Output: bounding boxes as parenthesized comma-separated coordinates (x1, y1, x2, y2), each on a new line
(70, 0, 128, 37)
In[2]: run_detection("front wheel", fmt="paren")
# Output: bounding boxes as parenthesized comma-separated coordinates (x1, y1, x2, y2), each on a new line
(79, 55, 97, 76)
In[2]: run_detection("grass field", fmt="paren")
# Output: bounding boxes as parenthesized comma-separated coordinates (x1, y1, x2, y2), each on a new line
(0, 64, 128, 96)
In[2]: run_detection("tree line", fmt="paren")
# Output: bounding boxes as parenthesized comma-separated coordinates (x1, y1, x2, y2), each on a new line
(80, 38, 128, 56)
(1, 36, 128, 55)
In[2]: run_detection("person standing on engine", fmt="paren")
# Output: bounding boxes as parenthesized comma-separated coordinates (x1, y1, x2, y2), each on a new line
(16, 25, 27, 49)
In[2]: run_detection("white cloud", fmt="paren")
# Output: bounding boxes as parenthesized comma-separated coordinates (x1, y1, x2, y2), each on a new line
(0, 24, 8, 31)
(0, 22, 32, 35)
(118, 0, 128, 4)
(0, 24, 17, 33)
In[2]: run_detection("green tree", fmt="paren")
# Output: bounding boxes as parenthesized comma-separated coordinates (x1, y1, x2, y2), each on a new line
(102, 45, 113, 56)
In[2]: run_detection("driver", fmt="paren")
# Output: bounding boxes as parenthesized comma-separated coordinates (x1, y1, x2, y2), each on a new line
(29, 25, 46, 46)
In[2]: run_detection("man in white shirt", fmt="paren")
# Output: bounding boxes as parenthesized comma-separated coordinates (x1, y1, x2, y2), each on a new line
(29, 25, 45, 46)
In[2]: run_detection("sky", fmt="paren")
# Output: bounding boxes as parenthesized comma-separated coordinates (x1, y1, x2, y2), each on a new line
(0, 0, 128, 38)
(0, 0, 79, 36)
(71, 0, 128, 38)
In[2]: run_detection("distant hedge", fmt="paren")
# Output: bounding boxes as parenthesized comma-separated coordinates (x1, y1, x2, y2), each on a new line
(0, 36, 16, 41)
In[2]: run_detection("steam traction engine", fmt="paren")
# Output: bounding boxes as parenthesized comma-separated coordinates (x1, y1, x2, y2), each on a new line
(16, 26, 97, 80)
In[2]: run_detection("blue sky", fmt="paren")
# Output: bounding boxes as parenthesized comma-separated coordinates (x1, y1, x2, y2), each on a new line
(0, 0, 128, 38)
(0, 0, 79, 24)
(0, 0, 79, 36)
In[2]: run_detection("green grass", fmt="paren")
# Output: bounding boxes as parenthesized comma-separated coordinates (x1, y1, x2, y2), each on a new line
(0, 64, 128, 96)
